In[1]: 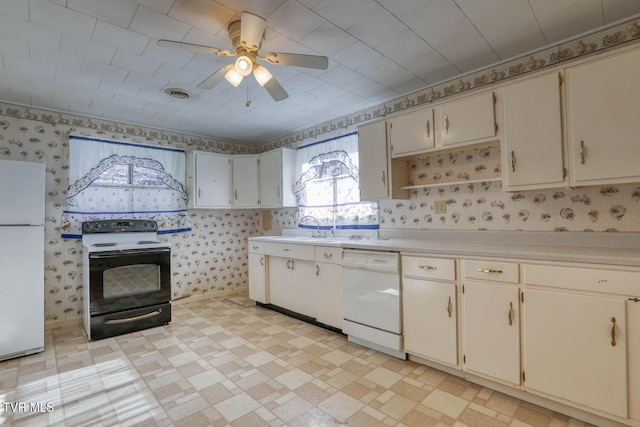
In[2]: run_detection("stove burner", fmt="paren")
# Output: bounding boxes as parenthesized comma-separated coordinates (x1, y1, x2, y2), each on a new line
(93, 243, 117, 247)
(138, 241, 160, 245)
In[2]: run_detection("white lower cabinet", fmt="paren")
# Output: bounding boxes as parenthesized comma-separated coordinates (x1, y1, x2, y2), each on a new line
(314, 246, 343, 329)
(402, 255, 458, 366)
(523, 289, 627, 418)
(268, 256, 315, 317)
(248, 242, 266, 303)
(403, 278, 457, 366)
(462, 280, 520, 385)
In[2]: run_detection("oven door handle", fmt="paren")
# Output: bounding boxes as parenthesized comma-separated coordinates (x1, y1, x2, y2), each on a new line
(89, 248, 171, 258)
(104, 310, 163, 325)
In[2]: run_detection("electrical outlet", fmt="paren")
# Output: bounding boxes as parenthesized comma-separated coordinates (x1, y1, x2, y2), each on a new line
(434, 200, 447, 214)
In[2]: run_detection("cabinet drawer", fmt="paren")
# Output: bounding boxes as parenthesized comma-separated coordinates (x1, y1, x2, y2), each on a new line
(464, 260, 519, 283)
(264, 242, 315, 261)
(523, 263, 640, 295)
(402, 255, 456, 281)
(315, 246, 342, 265)
(248, 241, 264, 254)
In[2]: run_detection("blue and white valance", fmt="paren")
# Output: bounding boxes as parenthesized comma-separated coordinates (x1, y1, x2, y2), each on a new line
(62, 135, 191, 238)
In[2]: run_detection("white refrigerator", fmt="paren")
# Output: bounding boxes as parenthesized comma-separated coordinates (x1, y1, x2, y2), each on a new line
(0, 159, 45, 361)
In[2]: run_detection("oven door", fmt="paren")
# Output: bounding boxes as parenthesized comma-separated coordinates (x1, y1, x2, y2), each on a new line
(88, 247, 171, 316)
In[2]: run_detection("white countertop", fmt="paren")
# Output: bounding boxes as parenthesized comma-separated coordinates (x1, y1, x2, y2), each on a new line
(249, 230, 640, 267)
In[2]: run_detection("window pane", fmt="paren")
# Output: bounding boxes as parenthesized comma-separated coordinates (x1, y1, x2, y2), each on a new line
(94, 164, 129, 185)
(133, 166, 164, 186)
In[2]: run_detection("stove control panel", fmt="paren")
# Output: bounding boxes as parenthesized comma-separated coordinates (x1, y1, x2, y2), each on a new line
(82, 219, 158, 234)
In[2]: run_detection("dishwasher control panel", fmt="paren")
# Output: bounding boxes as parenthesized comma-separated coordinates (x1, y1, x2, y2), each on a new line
(343, 250, 399, 273)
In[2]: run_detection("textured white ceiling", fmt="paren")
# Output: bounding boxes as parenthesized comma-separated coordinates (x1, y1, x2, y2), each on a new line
(0, 0, 639, 143)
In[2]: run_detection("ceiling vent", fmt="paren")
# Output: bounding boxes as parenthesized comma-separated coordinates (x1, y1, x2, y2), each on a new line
(164, 88, 192, 99)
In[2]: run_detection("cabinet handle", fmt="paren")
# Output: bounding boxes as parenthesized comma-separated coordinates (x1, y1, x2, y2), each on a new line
(259, 257, 264, 266)
(418, 265, 437, 271)
(611, 317, 616, 347)
(580, 140, 586, 165)
(198, 188, 202, 198)
(252, 245, 259, 250)
(277, 186, 280, 199)
(508, 301, 513, 326)
(291, 260, 295, 270)
(234, 189, 238, 201)
(477, 268, 503, 274)
(381, 170, 386, 186)
(426, 120, 431, 138)
(447, 296, 452, 318)
(511, 150, 516, 172)
(316, 265, 320, 276)
(286, 260, 291, 269)
(444, 115, 449, 134)
(323, 253, 333, 259)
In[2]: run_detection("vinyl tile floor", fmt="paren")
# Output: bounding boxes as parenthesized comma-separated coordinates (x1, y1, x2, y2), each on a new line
(0, 291, 596, 427)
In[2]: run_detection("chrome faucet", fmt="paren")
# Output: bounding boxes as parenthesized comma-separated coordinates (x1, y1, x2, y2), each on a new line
(299, 215, 321, 237)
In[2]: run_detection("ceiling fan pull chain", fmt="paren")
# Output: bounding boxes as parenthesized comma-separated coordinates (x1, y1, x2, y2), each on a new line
(246, 80, 252, 107)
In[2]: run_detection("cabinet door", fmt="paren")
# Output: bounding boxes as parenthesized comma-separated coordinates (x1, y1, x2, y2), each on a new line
(566, 48, 640, 186)
(389, 108, 434, 157)
(291, 259, 316, 317)
(462, 281, 520, 385)
(194, 152, 232, 207)
(358, 120, 390, 200)
(248, 253, 266, 303)
(502, 73, 565, 190)
(232, 155, 259, 207)
(524, 289, 627, 418)
(268, 257, 291, 309)
(259, 150, 282, 208)
(403, 278, 457, 366)
(315, 262, 342, 329)
(438, 91, 496, 147)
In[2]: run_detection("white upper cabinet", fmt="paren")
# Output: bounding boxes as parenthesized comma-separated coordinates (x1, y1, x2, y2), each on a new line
(232, 155, 259, 208)
(437, 91, 497, 147)
(259, 148, 297, 208)
(566, 47, 640, 186)
(186, 151, 232, 208)
(389, 108, 435, 158)
(502, 72, 566, 191)
(358, 120, 408, 201)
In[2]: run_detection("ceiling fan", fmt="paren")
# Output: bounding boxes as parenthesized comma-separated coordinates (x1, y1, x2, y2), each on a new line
(157, 11, 329, 102)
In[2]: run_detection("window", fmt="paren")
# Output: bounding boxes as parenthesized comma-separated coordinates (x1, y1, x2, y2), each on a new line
(294, 133, 378, 230)
(62, 136, 190, 238)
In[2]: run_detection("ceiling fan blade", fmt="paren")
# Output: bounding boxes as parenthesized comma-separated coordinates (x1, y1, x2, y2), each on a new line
(262, 76, 288, 102)
(263, 52, 329, 70)
(240, 11, 266, 51)
(197, 65, 232, 90)
(157, 39, 233, 57)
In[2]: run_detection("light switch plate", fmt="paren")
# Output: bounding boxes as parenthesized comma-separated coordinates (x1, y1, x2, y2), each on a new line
(434, 200, 447, 214)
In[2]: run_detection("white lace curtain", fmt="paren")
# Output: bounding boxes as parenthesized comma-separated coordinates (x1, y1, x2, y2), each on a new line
(294, 132, 378, 231)
(62, 135, 191, 238)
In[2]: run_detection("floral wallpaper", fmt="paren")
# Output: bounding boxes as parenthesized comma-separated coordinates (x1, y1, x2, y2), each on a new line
(0, 103, 261, 322)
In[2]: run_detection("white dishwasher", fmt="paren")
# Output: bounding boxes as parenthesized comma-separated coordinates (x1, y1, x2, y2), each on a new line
(342, 250, 406, 359)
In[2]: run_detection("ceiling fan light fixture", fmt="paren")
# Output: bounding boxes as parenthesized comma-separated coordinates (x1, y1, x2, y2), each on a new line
(235, 55, 253, 76)
(224, 67, 244, 87)
(253, 65, 273, 87)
